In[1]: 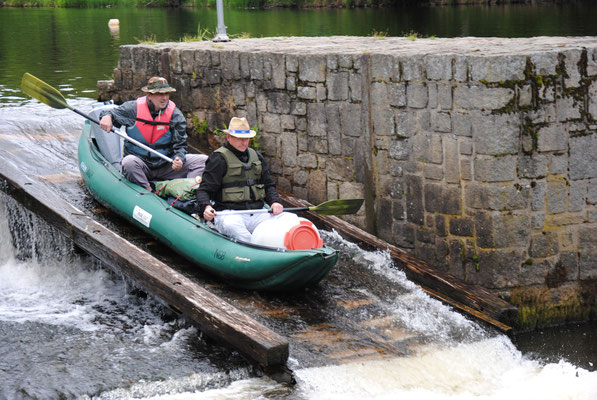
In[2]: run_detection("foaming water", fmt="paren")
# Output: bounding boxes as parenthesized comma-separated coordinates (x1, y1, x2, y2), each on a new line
(0, 197, 252, 398)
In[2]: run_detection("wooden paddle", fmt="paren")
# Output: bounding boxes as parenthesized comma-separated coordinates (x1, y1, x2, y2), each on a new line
(217, 198, 364, 216)
(20, 72, 173, 163)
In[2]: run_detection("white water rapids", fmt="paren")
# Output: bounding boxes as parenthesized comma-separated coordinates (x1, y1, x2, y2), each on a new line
(0, 101, 596, 399)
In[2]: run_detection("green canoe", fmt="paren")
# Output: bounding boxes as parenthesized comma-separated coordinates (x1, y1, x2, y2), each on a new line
(77, 115, 338, 291)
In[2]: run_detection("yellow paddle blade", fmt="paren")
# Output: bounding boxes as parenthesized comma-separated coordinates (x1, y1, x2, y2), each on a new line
(21, 73, 72, 110)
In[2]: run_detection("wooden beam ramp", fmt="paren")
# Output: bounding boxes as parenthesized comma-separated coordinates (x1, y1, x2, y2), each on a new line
(280, 193, 517, 333)
(0, 161, 289, 369)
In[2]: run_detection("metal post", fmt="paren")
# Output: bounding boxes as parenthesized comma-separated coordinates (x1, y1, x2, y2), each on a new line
(213, 0, 230, 42)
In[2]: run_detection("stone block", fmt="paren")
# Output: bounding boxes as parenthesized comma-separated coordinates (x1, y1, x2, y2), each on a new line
(239, 53, 250, 78)
(569, 181, 586, 212)
(532, 213, 545, 229)
(220, 51, 241, 80)
(327, 157, 354, 181)
(518, 154, 548, 179)
(267, 92, 291, 114)
(438, 83, 452, 110)
(326, 103, 341, 155)
(249, 53, 263, 80)
(297, 86, 316, 100)
(424, 183, 461, 214)
(286, 76, 296, 92)
(276, 114, 292, 131)
(349, 71, 362, 102)
(412, 133, 443, 164)
(338, 54, 352, 69)
(371, 54, 399, 82)
(299, 55, 326, 83)
(444, 137, 460, 184)
(578, 226, 597, 280)
(588, 179, 597, 205)
(537, 123, 567, 153)
(271, 53, 286, 89)
(372, 106, 395, 136)
(407, 82, 428, 109)
(393, 221, 415, 249)
(547, 178, 567, 214)
(307, 169, 327, 205)
(371, 82, 389, 105)
(293, 169, 309, 186)
(424, 164, 444, 180)
(401, 57, 424, 81)
(389, 83, 407, 107)
(291, 101, 307, 116)
(454, 85, 514, 110)
(308, 136, 328, 154)
(532, 181, 546, 211)
(405, 175, 424, 225)
(431, 111, 451, 133)
(459, 139, 473, 155)
(561, 49, 582, 88)
(556, 96, 581, 121)
(453, 112, 472, 137)
(316, 84, 327, 101)
(531, 52, 558, 75)
(569, 135, 597, 180)
(549, 154, 568, 175)
(450, 217, 474, 237)
(307, 103, 326, 137)
(389, 139, 409, 161)
(469, 55, 526, 82)
(589, 82, 597, 120)
(473, 113, 519, 155)
(466, 249, 523, 288)
(340, 103, 362, 138)
(286, 54, 298, 73)
(474, 155, 517, 182)
(262, 113, 281, 134)
(530, 231, 560, 258)
(327, 72, 349, 101)
(425, 55, 452, 80)
(518, 85, 533, 107)
(453, 55, 468, 82)
(493, 212, 531, 248)
(339, 181, 364, 201)
(464, 182, 529, 211)
(298, 153, 317, 169)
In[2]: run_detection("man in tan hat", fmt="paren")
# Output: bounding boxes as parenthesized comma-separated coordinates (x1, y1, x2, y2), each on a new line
(196, 117, 284, 242)
(98, 76, 207, 191)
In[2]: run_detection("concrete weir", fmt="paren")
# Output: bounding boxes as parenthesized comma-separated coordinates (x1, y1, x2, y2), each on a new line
(99, 36, 597, 330)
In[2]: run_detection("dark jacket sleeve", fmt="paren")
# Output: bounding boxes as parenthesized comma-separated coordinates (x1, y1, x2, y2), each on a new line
(169, 107, 188, 163)
(99, 100, 137, 128)
(195, 153, 227, 214)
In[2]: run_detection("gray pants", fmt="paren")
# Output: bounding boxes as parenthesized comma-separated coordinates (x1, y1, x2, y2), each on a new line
(121, 154, 208, 189)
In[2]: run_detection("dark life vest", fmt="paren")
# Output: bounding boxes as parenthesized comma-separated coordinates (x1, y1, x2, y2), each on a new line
(215, 146, 266, 204)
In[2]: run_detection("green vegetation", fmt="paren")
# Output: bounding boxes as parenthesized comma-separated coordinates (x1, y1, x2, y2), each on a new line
(2, 0, 566, 8)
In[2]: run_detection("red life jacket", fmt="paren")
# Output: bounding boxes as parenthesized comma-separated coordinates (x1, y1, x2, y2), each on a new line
(134, 96, 175, 144)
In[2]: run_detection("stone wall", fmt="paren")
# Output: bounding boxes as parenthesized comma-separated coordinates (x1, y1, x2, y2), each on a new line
(98, 36, 597, 328)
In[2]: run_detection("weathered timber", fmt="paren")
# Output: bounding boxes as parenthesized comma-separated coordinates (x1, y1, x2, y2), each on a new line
(280, 193, 517, 333)
(0, 162, 289, 367)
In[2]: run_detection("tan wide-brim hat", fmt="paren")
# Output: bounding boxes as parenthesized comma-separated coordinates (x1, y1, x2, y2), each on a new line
(142, 76, 177, 94)
(224, 117, 256, 138)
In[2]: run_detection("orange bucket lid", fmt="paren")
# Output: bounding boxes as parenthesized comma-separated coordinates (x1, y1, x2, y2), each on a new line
(283, 220, 323, 250)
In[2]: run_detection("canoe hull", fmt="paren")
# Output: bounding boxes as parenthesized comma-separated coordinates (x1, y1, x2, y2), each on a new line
(77, 121, 338, 291)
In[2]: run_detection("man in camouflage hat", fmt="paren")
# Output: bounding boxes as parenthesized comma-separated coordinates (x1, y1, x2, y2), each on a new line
(99, 76, 207, 191)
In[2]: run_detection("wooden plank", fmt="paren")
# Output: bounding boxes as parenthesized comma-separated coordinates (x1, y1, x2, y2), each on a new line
(280, 193, 517, 332)
(0, 163, 289, 367)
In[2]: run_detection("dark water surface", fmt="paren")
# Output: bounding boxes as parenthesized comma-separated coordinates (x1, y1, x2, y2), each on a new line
(1, 2, 597, 105)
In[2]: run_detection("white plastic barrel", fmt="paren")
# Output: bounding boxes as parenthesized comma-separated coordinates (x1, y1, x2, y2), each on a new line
(251, 213, 323, 250)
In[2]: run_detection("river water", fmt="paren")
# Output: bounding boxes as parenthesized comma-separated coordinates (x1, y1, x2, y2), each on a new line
(1, 3, 597, 398)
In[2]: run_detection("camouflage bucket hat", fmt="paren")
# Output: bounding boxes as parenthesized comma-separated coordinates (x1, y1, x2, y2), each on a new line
(142, 76, 176, 94)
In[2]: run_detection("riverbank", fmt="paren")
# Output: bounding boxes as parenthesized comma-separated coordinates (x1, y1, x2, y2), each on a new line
(0, 0, 581, 9)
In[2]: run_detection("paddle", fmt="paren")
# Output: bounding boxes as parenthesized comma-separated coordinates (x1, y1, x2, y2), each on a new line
(20, 72, 173, 163)
(216, 198, 364, 216)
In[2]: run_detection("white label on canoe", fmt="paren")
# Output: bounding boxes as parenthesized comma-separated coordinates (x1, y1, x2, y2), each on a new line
(234, 256, 251, 262)
(80, 161, 87, 172)
(133, 206, 152, 228)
